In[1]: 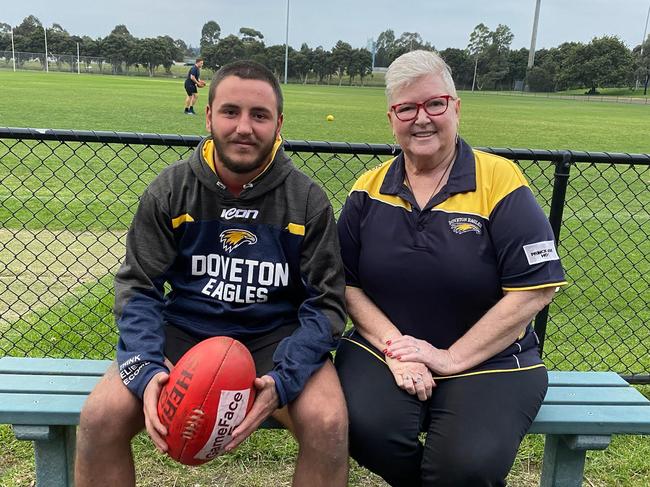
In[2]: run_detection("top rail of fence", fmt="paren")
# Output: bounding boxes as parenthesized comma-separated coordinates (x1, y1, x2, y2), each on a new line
(1, 127, 649, 165)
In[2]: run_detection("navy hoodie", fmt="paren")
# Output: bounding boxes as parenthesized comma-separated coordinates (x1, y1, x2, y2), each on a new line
(115, 137, 346, 407)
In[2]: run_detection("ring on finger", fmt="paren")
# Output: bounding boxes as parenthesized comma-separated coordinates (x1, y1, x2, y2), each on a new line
(414, 346, 420, 353)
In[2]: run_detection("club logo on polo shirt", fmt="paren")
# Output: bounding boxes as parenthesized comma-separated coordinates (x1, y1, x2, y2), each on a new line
(448, 217, 482, 235)
(219, 229, 258, 253)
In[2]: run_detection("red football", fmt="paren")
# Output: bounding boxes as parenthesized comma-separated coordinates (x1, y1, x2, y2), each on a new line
(157, 336, 256, 465)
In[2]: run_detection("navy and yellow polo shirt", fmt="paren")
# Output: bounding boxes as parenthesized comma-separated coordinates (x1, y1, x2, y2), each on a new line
(337, 137, 567, 377)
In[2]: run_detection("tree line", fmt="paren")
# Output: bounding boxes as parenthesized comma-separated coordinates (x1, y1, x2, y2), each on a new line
(198, 21, 373, 85)
(0, 16, 187, 76)
(1, 15, 649, 93)
(433, 23, 649, 94)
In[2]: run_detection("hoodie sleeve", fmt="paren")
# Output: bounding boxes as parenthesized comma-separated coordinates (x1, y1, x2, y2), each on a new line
(267, 185, 347, 407)
(115, 189, 176, 399)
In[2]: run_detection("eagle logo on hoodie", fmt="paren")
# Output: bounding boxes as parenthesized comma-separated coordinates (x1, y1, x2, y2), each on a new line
(219, 229, 258, 253)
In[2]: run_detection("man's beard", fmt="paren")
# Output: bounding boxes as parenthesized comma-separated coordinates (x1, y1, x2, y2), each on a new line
(212, 129, 277, 175)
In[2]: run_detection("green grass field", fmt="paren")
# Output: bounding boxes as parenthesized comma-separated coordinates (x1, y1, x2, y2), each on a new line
(1, 70, 650, 152)
(0, 70, 649, 486)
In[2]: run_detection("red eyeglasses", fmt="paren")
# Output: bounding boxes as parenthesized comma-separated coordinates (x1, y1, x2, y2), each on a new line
(390, 95, 456, 121)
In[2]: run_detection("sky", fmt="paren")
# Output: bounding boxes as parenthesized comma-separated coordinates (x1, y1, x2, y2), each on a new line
(3, 0, 650, 52)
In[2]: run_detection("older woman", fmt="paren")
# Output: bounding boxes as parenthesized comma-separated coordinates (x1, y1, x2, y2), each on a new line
(334, 50, 567, 486)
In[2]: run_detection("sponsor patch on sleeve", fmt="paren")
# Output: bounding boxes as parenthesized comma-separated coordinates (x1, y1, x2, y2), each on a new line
(522, 240, 559, 265)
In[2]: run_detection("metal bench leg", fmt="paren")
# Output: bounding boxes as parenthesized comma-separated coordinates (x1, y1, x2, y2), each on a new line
(13, 425, 76, 487)
(540, 434, 611, 487)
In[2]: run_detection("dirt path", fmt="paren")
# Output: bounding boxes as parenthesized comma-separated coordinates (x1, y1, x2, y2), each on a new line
(0, 228, 125, 325)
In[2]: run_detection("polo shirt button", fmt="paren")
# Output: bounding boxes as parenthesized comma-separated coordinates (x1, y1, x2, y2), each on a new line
(416, 224, 424, 232)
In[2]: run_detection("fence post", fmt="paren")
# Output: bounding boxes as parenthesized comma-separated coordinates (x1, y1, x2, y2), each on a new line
(535, 150, 572, 354)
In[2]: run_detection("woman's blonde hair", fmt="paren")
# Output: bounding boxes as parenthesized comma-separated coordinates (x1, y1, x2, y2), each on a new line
(385, 50, 457, 106)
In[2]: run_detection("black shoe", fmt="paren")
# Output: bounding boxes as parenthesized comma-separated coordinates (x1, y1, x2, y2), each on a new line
(189, 107, 196, 114)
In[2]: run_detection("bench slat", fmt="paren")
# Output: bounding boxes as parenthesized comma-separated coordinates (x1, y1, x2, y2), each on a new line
(3, 394, 650, 435)
(0, 374, 100, 395)
(0, 360, 627, 386)
(530, 404, 650, 435)
(544, 386, 649, 405)
(0, 359, 627, 385)
(0, 393, 86, 425)
(0, 358, 112, 376)
(546, 371, 628, 387)
(1, 374, 642, 405)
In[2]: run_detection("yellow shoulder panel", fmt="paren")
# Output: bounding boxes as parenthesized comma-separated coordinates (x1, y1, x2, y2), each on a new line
(433, 149, 529, 219)
(171, 213, 195, 229)
(350, 158, 411, 211)
(286, 223, 305, 236)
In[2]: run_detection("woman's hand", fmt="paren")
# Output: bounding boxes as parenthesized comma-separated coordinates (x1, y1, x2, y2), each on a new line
(385, 356, 434, 400)
(386, 335, 457, 376)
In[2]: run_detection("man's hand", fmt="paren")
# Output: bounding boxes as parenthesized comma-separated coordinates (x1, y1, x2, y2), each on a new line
(143, 371, 169, 453)
(385, 356, 434, 400)
(224, 375, 279, 452)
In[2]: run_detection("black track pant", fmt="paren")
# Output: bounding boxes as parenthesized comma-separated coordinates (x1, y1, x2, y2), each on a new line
(334, 333, 548, 487)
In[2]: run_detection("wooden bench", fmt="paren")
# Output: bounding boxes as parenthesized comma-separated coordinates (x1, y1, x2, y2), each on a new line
(1, 357, 649, 487)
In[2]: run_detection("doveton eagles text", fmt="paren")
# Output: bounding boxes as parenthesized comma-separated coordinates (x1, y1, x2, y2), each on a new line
(192, 255, 289, 303)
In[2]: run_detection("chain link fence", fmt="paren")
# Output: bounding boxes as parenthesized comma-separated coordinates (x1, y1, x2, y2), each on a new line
(1, 50, 114, 74)
(0, 51, 191, 76)
(0, 128, 648, 383)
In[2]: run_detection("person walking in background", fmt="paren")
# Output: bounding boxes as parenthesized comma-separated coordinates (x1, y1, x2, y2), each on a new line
(184, 58, 204, 115)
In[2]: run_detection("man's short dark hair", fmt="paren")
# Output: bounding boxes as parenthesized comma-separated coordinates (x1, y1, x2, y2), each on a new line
(208, 60, 283, 116)
(196, 58, 203, 63)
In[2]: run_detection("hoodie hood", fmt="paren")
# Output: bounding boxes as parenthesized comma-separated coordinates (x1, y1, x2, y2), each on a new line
(188, 136, 295, 201)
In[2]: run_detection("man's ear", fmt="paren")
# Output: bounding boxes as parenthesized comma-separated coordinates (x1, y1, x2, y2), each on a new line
(205, 104, 212, 132)
(276, 113, 284, 138)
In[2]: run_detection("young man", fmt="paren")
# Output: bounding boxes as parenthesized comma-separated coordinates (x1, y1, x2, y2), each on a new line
(183, 58, 204, 114)
(76, 60, 349, 487)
